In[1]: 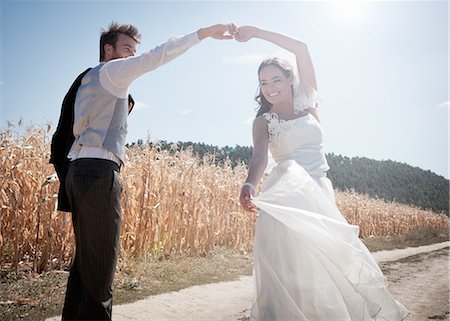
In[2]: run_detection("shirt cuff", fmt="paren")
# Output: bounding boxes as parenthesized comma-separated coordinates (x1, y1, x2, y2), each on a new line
(188, 31, 201, 46)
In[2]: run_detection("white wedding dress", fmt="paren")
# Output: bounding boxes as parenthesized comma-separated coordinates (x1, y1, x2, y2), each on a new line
(250, 112, 408, 321)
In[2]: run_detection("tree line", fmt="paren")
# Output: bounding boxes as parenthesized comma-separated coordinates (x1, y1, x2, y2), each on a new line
(127, 140, 449, 215)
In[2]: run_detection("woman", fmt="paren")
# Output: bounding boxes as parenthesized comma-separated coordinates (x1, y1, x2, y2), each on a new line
(236, 25, 408, 321)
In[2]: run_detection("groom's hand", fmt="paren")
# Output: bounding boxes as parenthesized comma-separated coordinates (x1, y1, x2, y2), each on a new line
(198, 23, 238, 40)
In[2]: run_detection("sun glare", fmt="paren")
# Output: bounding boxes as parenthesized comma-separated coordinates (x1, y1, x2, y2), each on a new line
(328, 1, 370, 23)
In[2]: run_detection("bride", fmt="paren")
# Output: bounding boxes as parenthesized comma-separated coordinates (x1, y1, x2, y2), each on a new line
(236, 25, 408, 321)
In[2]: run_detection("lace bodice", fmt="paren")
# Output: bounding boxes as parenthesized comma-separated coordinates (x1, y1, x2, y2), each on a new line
(263, 112, 330, 178)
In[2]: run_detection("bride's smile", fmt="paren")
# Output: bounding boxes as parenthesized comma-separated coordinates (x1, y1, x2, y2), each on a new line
(259, 65, 293, 105)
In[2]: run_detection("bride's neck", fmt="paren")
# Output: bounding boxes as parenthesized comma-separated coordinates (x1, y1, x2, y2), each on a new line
(271, 101, 294, 114)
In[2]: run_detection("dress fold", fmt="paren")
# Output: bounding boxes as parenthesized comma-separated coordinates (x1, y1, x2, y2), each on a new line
(250, 160, 408, 321)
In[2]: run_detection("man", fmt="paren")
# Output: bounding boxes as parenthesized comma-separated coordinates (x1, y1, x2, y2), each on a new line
(61, 22, 235, 320)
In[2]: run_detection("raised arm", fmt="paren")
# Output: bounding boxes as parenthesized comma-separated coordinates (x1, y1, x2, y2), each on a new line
(101, 24, 237, 98)
(240, 116, 269, 212)
(234, 26, 317, 91)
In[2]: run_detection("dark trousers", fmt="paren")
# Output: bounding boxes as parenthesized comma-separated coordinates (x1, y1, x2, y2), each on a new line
(62, 158, 122, 321)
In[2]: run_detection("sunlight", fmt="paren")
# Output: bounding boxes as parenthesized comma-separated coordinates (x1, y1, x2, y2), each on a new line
(328, 1, 371, 24)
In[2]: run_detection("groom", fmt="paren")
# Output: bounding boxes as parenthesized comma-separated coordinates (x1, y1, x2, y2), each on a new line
(57, 22, 236, 320)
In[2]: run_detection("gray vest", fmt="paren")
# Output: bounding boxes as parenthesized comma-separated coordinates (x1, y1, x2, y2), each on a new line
(72, 64, 128, 162)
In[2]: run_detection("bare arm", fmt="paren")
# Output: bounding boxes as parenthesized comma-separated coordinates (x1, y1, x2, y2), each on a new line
(234, 26, 317, 91)
(240, 116, 269, 212)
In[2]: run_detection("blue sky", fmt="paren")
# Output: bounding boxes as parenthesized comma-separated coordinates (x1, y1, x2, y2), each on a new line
(1, 0, 448, 178)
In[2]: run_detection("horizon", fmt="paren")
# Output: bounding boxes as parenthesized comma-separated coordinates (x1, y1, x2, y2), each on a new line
(3, 116, 448, 180)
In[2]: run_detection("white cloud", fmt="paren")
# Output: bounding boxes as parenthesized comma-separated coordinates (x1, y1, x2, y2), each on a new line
(222, 53, 269, 65)
(133, 101, 151, 111)
(437, 101, 449, 109)
(222, 50, 297, 69)
(177, 108, 191, 115)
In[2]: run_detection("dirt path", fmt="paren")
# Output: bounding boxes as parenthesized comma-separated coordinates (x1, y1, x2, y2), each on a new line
(379, 247, 449, 321)
(45, 242, 449, 321)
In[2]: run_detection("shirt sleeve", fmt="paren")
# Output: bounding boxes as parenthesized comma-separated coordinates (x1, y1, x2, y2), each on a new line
(99, 32, 201, 98)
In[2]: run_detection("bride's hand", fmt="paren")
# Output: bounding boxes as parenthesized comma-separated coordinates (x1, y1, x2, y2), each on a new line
(240, 186, 257, 212)
(198, 23, 238, 40)
(234, 25, 258, 42)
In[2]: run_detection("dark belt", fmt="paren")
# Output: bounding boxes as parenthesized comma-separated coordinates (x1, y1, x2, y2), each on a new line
(70, 158, 121, 173)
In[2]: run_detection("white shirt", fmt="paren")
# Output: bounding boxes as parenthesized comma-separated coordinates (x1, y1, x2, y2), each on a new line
(69, 32, 201, 165)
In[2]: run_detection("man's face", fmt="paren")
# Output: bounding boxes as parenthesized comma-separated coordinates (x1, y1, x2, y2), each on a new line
(104, 33, 137, 61)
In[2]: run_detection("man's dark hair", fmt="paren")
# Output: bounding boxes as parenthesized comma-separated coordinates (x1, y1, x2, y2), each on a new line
(99, 22, 141, 62)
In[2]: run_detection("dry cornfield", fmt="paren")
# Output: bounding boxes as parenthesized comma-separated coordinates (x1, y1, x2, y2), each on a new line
(1, 122, 449, 273)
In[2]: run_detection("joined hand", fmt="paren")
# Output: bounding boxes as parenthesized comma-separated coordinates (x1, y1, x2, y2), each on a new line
(199, 23, 239, 40)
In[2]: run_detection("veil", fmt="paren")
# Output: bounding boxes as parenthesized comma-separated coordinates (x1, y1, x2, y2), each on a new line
(292, 68, 320, 114)
(269, 50, 320, 113)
